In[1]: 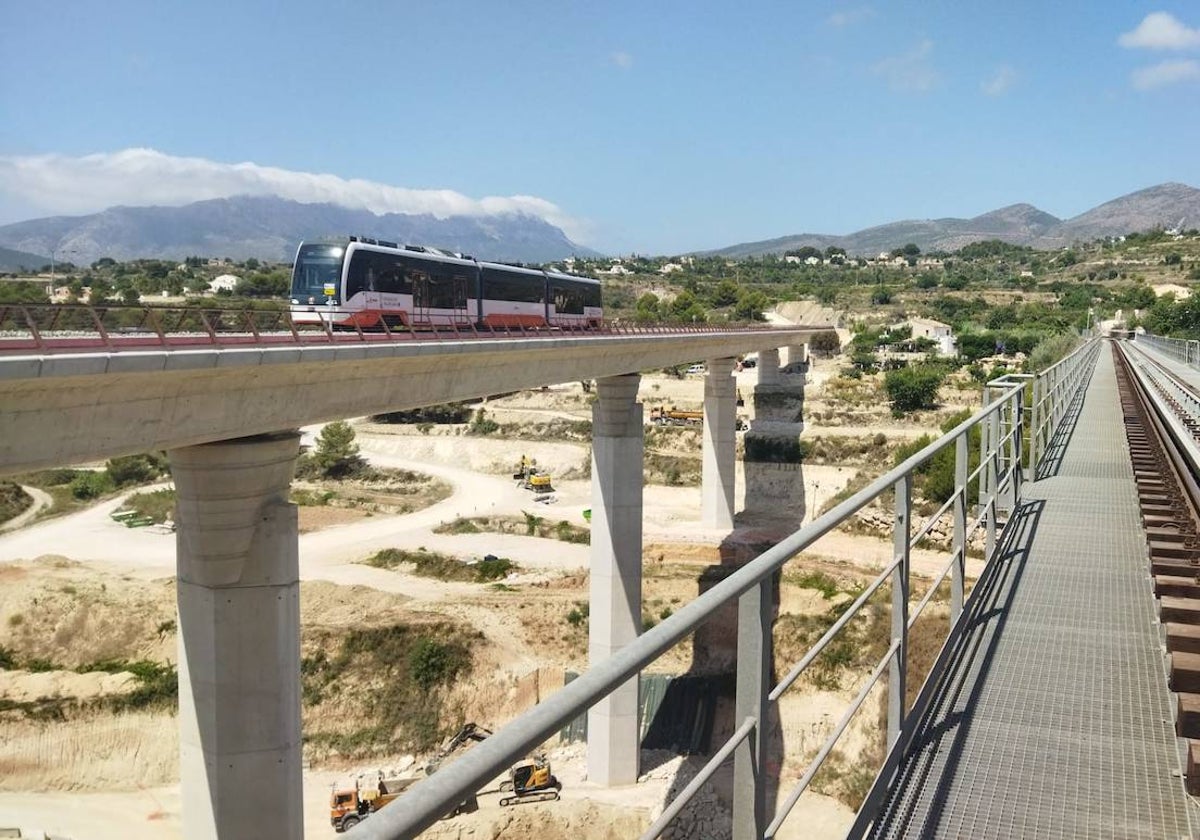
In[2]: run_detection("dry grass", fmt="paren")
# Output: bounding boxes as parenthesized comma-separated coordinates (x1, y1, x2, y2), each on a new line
(0, 710, 177, 791)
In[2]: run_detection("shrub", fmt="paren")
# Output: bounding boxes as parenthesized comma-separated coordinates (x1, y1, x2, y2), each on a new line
(408, 638, 470, 692)
(105, 453, 169, 487)
(70, 471, 114, 500)
(883, 365, 946, 414)
(809, 330, 841, 358)
(468, 409, 500, 436)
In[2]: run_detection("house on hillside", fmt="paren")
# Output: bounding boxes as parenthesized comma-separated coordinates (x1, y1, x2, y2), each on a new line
(208, 274, 240, 294)
(659, 263, 684, 274)
(907, 317, 957, 357)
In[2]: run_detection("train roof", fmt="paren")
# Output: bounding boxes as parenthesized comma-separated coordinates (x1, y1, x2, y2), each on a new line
(300, 237, 599, 282)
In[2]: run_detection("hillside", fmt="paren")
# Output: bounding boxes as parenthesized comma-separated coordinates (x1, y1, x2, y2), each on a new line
(0, 246, 50, 273)
(711, 183, 1198, 258)
(0, 196, 599, 265)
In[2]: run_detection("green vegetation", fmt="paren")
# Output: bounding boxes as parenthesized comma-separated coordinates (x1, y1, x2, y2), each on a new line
(0, 482, 32, 523)
(363, 547, 517, 582)
(123, 488, 176, 524)
(300, 421, 364, 479)
(434, 514, 590, 544)
(301, 621, 478, 753)
(884, 364, 948, 415)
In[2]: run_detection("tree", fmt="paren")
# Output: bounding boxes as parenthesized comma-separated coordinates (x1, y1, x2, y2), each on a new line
(311, 421, 364, 478)
(733, 289, 768, 321)
(809, 330, 841, 358)
(884, 364, 946, 415)
(711, 278, 741, 307)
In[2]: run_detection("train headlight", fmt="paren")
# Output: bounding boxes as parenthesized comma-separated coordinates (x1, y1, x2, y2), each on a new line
(308, 296, 316, 304)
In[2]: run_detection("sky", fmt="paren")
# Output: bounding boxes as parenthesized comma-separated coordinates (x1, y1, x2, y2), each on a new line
(1, 1, 1198, 255)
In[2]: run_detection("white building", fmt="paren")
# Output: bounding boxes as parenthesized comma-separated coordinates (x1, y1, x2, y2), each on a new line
(907, 317, 957, 357)
(209, 274, 240, 294)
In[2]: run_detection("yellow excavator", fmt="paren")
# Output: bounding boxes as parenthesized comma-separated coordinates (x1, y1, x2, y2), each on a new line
(514, 455, 554, 492)
(498, 754, 562, 806)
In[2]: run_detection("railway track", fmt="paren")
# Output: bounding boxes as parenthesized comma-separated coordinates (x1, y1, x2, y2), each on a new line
(1114, 340, 1200, 792)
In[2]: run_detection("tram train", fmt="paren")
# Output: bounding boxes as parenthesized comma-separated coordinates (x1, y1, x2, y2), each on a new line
(289, 236, 602, 330)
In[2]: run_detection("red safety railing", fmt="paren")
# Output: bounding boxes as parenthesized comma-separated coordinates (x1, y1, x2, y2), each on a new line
(0, 304, 814, 355)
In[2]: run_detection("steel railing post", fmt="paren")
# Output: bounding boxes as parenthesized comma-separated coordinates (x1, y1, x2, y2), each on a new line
(986, 400, 999, 561)
(1013, 387, 1025, 501)
(1029, 375, 1041, 472)
(952, 432, 967, 622)
(979, 388, 992, 506)
(888, 475, 911, 751)
(733, 577, 771, 840)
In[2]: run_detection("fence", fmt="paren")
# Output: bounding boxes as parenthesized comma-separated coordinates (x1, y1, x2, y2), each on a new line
(353, 338, 1102, 840)
(0, 303, 811, 354)
(1136, 331, 1200, 369)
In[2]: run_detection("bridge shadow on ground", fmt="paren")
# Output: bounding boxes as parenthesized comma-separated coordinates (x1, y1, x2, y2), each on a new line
(638, 516, 809, 839)
(847, 497, 1045, 839)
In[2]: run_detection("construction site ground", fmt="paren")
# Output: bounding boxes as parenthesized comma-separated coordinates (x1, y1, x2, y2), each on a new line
(0, 356, 978, 840)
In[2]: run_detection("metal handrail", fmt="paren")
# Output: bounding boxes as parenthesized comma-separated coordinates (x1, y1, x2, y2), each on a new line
(354, 336, 1101, 840)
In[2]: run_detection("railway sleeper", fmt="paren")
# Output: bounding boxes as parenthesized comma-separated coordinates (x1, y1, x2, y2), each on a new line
(1168, 623, 1200, 655)
(1178, 695, 1200, 739)
(1152, 557, 1200, 578)
(1148, 541, 1200, 560)
(1156, 575, 1200, 599)
(1163, 598, 1200, 627)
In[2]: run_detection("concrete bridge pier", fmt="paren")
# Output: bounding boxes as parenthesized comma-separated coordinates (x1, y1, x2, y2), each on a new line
(785, 343, 808, 372)
(702, 357, 738, 529)
(757, 347, 781, 385)
(170, 432, 303, 840)
(587, 374, 643, 786)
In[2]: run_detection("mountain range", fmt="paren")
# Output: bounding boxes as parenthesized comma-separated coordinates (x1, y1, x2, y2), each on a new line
(0, 183, 1197, 271)
(710, 182, 1200, 258)
(0, 196, 598, 269)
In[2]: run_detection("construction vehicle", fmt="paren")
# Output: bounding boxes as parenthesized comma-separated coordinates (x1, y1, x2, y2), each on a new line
(498, 755, 562, 806)
(329, 773, 415, 833)
(649, 405, 703, 426)
(513, 455, 554, 492)
(425, 723, 493, 774)
(650, 406, 751, 430)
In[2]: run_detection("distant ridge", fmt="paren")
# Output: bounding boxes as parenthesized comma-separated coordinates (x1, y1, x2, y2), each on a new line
(0, 245, 51, 273)
(0, 196, 600, 265)
(710, 182, 1200, 258)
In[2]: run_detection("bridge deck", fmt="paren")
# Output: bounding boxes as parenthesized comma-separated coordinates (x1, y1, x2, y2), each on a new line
(866, 347, 1199, 839)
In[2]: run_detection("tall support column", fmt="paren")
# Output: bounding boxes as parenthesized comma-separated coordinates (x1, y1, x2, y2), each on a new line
(758, 348, 781, 386)
(588, 374, 643, 786)
(702, 358, 737, 529)
(170, 432, 303, 840)
(785, 344, 808, 372)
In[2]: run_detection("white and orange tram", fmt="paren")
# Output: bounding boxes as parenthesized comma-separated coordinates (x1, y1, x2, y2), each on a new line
(289, 236, 602, 330)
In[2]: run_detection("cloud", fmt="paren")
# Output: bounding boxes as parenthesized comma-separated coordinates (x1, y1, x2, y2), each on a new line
(0, 148, 590, 242)
(872, 39, 938, 92)
(981, 64, 1017, 96)
(610, 51, 634, 69)
(1119, 12, 1200, 50)
(1131, 58, 1200, 89)
(827, 6, 874, 27)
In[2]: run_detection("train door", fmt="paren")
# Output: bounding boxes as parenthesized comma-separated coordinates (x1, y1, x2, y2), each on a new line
(412, 271, 430, 325)
(452, 274, 469, 325)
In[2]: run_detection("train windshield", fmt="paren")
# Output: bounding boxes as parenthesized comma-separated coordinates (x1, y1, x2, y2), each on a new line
(291, 244, 345, 300)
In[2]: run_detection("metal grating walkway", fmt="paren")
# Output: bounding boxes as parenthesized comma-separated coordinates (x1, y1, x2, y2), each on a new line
(866, 348, 1200, 840)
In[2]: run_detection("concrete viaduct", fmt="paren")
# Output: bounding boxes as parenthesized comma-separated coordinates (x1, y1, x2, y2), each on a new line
(0, 325, 825, 839)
